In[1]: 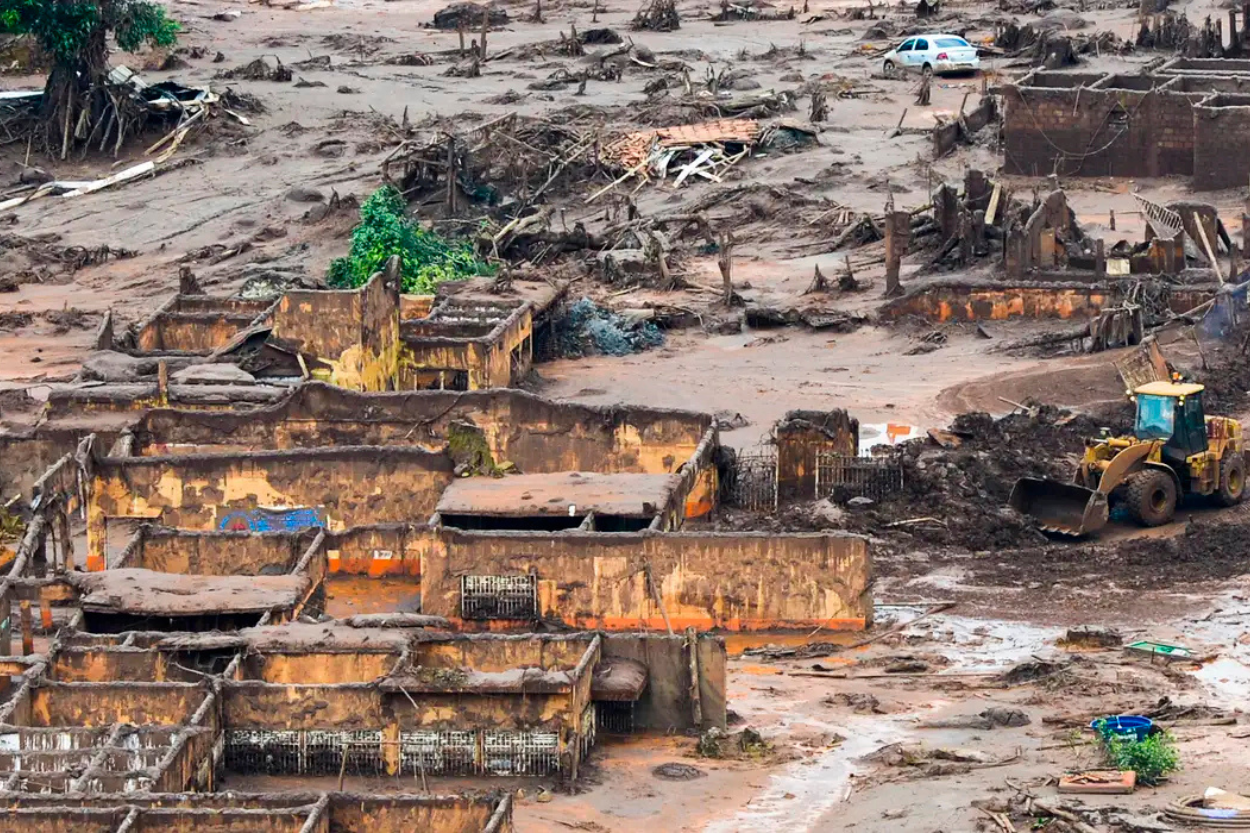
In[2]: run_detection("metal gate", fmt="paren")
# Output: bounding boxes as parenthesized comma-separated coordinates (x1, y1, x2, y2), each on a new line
(721, 452, 777, 512)
(816, 453, 905, 501)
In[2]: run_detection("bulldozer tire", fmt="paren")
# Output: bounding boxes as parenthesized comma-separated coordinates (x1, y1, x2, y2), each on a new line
(1125, 469, 1177, 527)
(1216, 453, 1246, 507)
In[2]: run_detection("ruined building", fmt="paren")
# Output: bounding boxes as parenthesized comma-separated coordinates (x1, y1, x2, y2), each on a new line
(1003, 59, 1250, 190)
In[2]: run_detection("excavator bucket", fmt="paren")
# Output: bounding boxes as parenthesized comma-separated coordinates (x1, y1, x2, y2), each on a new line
(1009, 478, 1109, 536)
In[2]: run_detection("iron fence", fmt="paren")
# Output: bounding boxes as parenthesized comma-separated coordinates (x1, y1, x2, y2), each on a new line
(815, 453, 905, 501)
(224, 727, 573, 777)
(721, 452, 777, 512)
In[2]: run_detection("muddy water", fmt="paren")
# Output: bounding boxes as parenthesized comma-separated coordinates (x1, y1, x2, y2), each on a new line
(705, 716, 906, 832)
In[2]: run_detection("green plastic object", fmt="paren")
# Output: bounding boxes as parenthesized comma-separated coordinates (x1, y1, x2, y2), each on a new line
(1126, 640, 1194, 660)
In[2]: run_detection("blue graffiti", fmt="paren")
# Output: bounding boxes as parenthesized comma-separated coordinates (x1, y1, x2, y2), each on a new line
(218, 507, 326, 533)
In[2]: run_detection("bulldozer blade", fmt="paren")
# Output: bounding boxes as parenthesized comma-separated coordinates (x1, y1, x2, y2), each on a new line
(1009, 478, 1109, 536)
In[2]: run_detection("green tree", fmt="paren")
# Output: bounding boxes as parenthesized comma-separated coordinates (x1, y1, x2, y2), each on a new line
(1, 0, 179, 157)
(329, 185, 494, 294)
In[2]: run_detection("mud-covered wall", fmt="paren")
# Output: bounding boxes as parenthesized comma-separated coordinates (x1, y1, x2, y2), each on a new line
(133, 384, 713, 476)
(422, 531, 872, 631)
(246, 652, 399, 684)
(7, 810, 121, 832)
(325, 525, 427, 576)
(775, 411, 858, 503)
(136, 313, 260, 354)
(121, 528, 315, 575)
(27, 683, 206, 727)
(932, 96, 996, 158)
(272, 274, 399, 392)
(3, 795, 509, 833)
(413, 635, 591, 672)
(331, 798, 503, 833)
(222, 683, 575, 733)
(85, 448, 453, 570)
(0, 431, 96, 502)
(602, 634, 727, 730)
(50, 647, 188, 683)
(881, 283, 1217, 322)
(399, 306, 532, 391)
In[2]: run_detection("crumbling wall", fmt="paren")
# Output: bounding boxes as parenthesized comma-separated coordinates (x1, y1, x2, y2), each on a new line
(136, 314, 261, 354)
(85, 447, 454, 570)
(399, 306, 533, 391)
(881, 282, 1217, 322)
(421, 530, 872, 631)
(271, 273, 399, 392)
(1193, 94, 1250, 189)
(776, 410, 858, 503)
(132, 296, 272, 354)
(133, 384, 713, 476)
(932, 97, 997, 158)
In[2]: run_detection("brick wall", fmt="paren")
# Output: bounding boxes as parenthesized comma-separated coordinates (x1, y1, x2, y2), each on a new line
(1004, 85, 1198, 177)
(1193, 97, 1250, 189)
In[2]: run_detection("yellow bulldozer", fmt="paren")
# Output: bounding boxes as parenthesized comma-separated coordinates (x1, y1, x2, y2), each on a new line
(1010, 381, 1245, 535)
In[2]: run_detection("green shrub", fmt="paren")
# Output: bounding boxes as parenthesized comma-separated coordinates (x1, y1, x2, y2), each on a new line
(328, 185, 493, 294)
(1096, 723, 1179, 786)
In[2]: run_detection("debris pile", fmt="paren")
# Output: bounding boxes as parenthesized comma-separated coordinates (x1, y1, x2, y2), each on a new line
(822, 406, 1109, 549)
(383, 112, 604, 214)
(0, 233, 137, 290)
(550, 297, 664, 357)
(633, 0, 680, 31)
(432, 1, 508, 29)
(995, 21, 1130, 67)
(596, 118, 811, 197)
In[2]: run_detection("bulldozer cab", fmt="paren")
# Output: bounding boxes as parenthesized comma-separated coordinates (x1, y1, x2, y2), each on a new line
(1133, 382, 1208, 460)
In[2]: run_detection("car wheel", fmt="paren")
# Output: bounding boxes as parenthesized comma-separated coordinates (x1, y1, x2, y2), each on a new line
(883, 60, 896, 78)
(922, 63, 934, 78)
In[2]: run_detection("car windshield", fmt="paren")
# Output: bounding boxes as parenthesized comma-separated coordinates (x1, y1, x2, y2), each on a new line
(935, 37, 970, 47)
(1136, 394, 1176, 440)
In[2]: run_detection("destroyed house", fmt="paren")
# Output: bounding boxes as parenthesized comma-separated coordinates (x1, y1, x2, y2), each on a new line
(100, 271, 567, 398)
(1002, 60, 1250, 189)
(3, 793, 514, 833)
(0, 624, 722, 785)
(61, 383, 871, 632)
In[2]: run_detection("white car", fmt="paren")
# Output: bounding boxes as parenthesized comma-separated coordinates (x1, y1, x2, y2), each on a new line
(882, 34, 980, 78)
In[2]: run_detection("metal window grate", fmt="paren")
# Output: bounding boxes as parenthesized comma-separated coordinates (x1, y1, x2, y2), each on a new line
(816, 453, 905, 502)
(400, 730, 477, 776)
(461, 575, 538, 620)
(721, 452, 777, 512)
(482, 731, 559, 776)
(595, 701, 636, 735)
